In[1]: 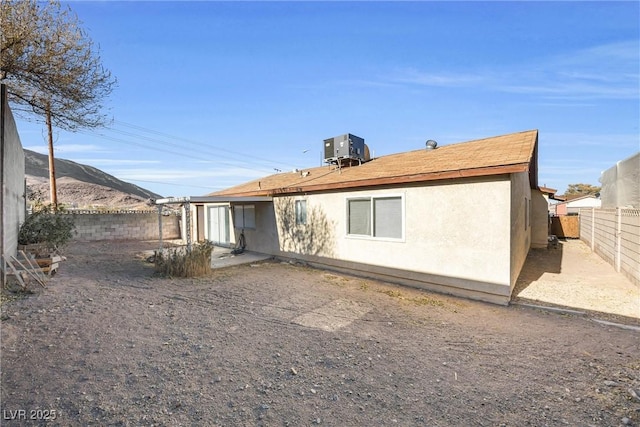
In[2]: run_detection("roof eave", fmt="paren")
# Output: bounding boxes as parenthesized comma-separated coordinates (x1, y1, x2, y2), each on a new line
(155, 195, 273, 204)
(217, 163, 530, 197)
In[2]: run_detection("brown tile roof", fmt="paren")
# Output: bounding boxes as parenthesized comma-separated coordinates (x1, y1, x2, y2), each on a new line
(538, 186, 557, 195)
(209, 129, 539, 197)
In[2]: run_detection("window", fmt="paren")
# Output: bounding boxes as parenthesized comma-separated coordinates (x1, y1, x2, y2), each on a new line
(347, 196, 403, 239)
(234, 204, 255, 229)
(295, 200, 307, 225)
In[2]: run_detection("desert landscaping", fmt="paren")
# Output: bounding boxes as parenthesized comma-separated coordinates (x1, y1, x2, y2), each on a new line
(1, 239, 639, 426)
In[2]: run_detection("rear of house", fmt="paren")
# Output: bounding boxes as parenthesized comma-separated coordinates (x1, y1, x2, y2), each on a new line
(187, 130, 545, 304)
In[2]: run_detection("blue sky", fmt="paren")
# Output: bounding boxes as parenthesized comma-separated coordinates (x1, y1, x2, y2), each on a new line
(15, 1, 639, 197)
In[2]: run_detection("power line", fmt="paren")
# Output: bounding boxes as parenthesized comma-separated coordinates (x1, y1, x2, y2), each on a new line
(110, 120, 299, 169)
(75, 128, 275, 175)
(125, 178, 218, 190)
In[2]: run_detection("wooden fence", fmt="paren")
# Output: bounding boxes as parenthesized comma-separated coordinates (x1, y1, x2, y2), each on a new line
(580, 208, 640, 286)
(550, 215, 579, 238)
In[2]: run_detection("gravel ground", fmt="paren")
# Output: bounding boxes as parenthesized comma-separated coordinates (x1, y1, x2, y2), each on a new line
(1, 240, 639, 426)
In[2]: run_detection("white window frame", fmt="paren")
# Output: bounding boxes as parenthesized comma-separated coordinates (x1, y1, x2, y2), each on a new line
(234, 204, 256, 229)
(295, 199, 307, 225)
(346, 193, 405, 241)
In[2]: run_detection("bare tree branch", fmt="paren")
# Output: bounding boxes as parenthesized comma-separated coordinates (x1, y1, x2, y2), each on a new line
(1, 0, 116, 207)
(1, 0, 116, 130)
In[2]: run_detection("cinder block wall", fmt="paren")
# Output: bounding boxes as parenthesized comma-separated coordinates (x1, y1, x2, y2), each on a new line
(1, 84, 26, 262)
(67, 212, 181, 241)
(580, 208, 640, 286)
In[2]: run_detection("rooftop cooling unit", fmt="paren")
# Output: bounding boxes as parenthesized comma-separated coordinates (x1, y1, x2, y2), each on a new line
(324, 133, 366, 165)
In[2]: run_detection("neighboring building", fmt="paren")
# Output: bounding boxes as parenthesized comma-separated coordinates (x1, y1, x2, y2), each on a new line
(1, 84, 27, 285)
(600, 152, 639, 209)
(554, 195, 602, 216)
(538, 186, 558, 215)
(165, 130, 546, 305)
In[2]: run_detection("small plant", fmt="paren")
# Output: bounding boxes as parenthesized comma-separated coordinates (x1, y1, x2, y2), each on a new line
(18, 203, 75, 254)
(154, 241, 214, 278)
(381, 289, 403, 298)
(410, 296, 445, 307)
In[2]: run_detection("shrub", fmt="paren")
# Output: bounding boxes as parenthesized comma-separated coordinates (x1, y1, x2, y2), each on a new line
(18, 204, 75, 253)
(154, 241, 213, 278)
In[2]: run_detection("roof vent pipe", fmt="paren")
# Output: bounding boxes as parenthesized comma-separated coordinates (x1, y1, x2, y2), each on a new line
(425, 140, 438, 150)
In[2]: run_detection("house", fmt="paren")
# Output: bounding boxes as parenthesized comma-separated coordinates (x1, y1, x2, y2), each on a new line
(0, 84, 27, 285)
(553, 194, 601, 216)
(162, 130, 547, 305)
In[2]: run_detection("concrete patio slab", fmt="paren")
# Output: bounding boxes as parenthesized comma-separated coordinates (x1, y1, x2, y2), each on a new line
(512, 239, 639, 323)
(211, 246, 272, 269)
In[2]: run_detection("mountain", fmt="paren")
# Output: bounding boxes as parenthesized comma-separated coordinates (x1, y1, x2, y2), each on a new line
(24, 149, 162, 209)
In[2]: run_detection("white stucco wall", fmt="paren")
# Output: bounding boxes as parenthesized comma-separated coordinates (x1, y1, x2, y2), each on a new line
(238, 202, 279, 253)
(531, 189, 550, 249)
(199, 201, 279, 253)
(271, 176, 515, 303)
(509, 172, 532, 290)
(198, 174, 536, 304)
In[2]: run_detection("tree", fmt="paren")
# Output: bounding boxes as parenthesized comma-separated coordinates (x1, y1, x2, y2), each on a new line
(1, 0, 116, 208)
(564, 183, 601, 197)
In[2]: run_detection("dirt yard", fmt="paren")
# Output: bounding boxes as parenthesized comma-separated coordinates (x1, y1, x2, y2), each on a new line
(1, 240, 639, 426)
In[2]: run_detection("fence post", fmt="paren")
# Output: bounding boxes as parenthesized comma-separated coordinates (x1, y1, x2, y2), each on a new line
(157, 204, 163, 251)
(590, 208, 595, 251)
(184, 201, 192, 252)
(615, 207, 622, 272)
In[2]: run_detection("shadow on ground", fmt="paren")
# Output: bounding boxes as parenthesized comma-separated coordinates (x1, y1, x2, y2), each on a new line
(512, 240, 563, 297)
(512, 239, 639, 326)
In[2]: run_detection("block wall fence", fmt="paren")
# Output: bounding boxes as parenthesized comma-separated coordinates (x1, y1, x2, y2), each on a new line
(580, 208, 640, 287)
(65, 211, 181, 241)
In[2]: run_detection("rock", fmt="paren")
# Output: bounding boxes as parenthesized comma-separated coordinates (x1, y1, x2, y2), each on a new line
(603, 380, 618, 387)
(622, 417, 631, 425)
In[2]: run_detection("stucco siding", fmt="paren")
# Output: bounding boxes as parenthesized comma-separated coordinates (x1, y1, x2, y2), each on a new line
(197, 174, 530, 304)
(509, 172, 532, 290)
(271, 177, 514, 302)
(199, 202, 279, 253)
(241, 202, 279, 254)
(531, 189, 549, 249)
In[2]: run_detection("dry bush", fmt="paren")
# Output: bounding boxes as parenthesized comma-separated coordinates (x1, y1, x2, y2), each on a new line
(154, 241, 213, 278)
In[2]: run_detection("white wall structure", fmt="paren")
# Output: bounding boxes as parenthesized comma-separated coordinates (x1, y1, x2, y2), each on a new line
(272, 178, 521, 304)
(192, 130, 541, 305)
(207, 174, 534, 304)
(566, 196, 601, 214)
(600, 152, 640, 209)
(531, 188, 551, 249)
(580, 207, 640, 286)
(1, 84, 26, 284)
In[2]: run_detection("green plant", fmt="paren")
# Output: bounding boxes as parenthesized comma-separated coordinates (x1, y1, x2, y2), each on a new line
(18, 203, 75, 253)
(154, 241, 214, 278)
